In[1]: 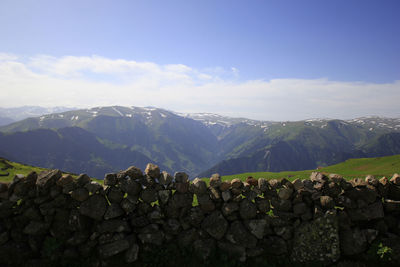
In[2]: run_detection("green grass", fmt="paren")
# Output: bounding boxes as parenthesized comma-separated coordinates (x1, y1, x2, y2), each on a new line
(0, 158, 103, 184)
(219, 154, 400, 182)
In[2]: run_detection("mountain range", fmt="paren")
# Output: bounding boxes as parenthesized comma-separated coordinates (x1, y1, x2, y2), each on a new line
(0, 105, 399, 178)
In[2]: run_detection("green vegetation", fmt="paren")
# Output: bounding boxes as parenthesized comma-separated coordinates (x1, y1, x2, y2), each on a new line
(219, 154, 400, 181)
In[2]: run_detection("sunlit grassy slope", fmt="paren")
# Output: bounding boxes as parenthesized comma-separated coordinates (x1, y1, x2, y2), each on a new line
(0, 158, 103, 184)
(218, 154, 400, 181)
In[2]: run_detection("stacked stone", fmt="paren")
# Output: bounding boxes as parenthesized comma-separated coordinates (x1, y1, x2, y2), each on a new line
(0, 165, 400, 266)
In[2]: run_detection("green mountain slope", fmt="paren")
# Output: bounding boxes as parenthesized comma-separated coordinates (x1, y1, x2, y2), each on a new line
(218, 154, 400, 181)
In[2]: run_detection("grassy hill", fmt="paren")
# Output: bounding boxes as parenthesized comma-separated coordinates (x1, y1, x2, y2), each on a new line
(218, 154, 400, 181)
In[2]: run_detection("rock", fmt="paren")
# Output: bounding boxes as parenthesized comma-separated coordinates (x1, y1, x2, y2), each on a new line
(256, 198, 270, 213)
(163, 218, 181, 235)
(107, 187, 124, 203)
(84, 181, 103, 194)
(292, 179, 303, 191)
(76, 174, 91, 186)
(350, 178, 367, 187)
(174, 172, 189, 183)
(345, 187, 377, 204)
(226, 221, 257, 248)
(191, 178, 207, 195)
(347, 201, 384, 221)
(210, 173, 221, 188)
(391, 173, 400, 185)
(293, 202, 309, 215)
(209, 187, 221, 201)
(98, 219, 131, 233)
(365, 175, 379, 187)
(261, 236, 287, 256)
(193, 239, 216, 261)
(0, 182, 8, 193)
(310, 172, 328, 183)
(71, 187, 89, 202)
(36, 169, 62, 191)
(104, 203, 125, 220)
(140, 187, 158, 203)
(240, 199, 257, 219)
(175, 182, 189, 193)
(120, 177, 141, 195)
(231, 179, 243, 189)
(246, 219, 269, 239)
(121, 198, 136, 213)
(158, 190, 170, 205)
(145, 163, 160, 179)
(201, 211, 228, 240)
(222, 190, 232, 202)
(104, 173, 117, 186)
(138, 225, 164, 245)
(340, 227, 367, 256)
(124, 166, 143, 179)
(329, 174, 344, 184)
(159, 171, 173, 186)
(291, 211, 340, 262)
(23, 221, 48, 235)
(384, 199, 400, 212)
(218, 241, 246, 262)
(80, 194, 108, 220)
(222, 202, 239, 216)
(278, 187, 293, 200)
(56, 174, 74, 187)
(257, 178, 269, 192)
(125, 244, 139, 263)
(246, 177, 258, 187)
(219, 181, 231, 191)
(320, 195, 335, 209)
(99, 239, 129, 259)
(269, 179, 281, 189)
(271, 198, 292, 212)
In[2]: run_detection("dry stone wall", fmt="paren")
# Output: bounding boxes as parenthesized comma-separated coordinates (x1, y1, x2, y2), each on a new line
(0, 163, 400, 266)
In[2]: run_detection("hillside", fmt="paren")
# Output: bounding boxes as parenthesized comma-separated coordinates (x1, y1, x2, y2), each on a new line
(1, 106, 400, 177)
(219, 154, 400, 181)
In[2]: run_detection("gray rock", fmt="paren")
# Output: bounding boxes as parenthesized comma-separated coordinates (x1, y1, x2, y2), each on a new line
(293, 202, 309, 215)
(231, 179, 243, 189)
(104, 203, 125, 220)
(246, 219, 269, 239)
(175, 172, 189, 183)
(158, 190, 171, 205)
(71, 187, 89, 202)
(201, 211, 228, 240)
(124, 166, 143, 179)
(159, 171, 173, 186)
(271, 198, 292, 212)
(240, 199, 257, 219)
(365, 175, 379, 187)
(120, 177, 141, 195)
(391, 173, 400, 185)
(140, 187, 158, 203)
(175, 182, 189, 193)
(23, 221, 49, 235)
(145, 163, 160, 179)
(125, 244, 139, 263)
(226, 221, 257, 248)
(107, 187, 124, 203)
(79, 194, 108, 220)
(104, 173, 117, 186)
(84, 181, 103, 194)
(257, 178, 269, 192)
(320, 195, 335, 209)
(340, 227, 367, 256)
(292, 179, 304, 191)
(191, 178, 207, 195)
(98, 219, 131, 233)
(209, 173, 221, 188)
(99, 239, 129, 259)
(291, 211, 340, 262)
(222, 190, 232, 202)
(278, 187, 293, 200)
(218, 241, 246, 262)
(120, 198, 136, 214)
(76, 174, 91, 186)
(256, 198, 270, 213)
(193, 239, 216, 261)
(36, 169, 62, 191)
(310, 172, 328, 183)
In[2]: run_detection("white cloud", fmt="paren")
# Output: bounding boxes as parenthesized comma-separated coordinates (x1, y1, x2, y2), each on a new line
(0, 53, 399, 120)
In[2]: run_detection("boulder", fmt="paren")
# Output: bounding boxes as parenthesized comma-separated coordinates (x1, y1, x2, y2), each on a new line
(209, 173, 221, 188)
(104, 173, 117, 186)
(201, 211, 228, 240)
(226, 221, 257, 248)
(219, 181, 231, 191)
(278, 187, 293, 200)
(71, 187, 89, 202)
(84, 181, 103, 194)
(310, 172, 328, 183)
(144, 163, 160, 179)
(98, 239, 129, 259)
(107, 187, 124, 203)
(36, 169, 62, 191)
(347, 201, 384, 221)
(124, 166, 143, 180)
(291, 211, 340, 262)
(104, 203, 125, 220)
(245, 219, 269, 239)
(320, 195, 335, 209)
(76, 174, 91, 186)
(365, 175, 379, 187)
(159, 171, 173, 186)
(79, 194, 108, 220)
(222, 202, 239, 217)
(240, 199, 257, 219)
(390, 173, 400, 185)
(191, 178, 207, 195)
(231, 179, 243, 189)
(340, 227, 368, 256)
(174, 172, 189, 183)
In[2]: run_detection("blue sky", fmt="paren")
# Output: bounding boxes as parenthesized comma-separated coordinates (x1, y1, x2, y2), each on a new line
(0, 0, 399, 120)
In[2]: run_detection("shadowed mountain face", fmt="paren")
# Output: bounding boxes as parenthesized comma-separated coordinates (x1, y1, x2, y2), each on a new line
(1, 106, 400, 178)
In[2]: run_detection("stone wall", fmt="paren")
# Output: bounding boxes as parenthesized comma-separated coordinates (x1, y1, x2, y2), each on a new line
(0, 163, 400, 266)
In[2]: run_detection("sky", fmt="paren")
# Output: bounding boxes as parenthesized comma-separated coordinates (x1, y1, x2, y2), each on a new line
(0, 0, 399, 121)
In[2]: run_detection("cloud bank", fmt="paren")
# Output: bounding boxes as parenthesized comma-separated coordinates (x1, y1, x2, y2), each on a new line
(0, 53, 399, 121)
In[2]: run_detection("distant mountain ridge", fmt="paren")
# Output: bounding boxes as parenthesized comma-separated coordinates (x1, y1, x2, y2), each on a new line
(0, 105, 399, 178)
